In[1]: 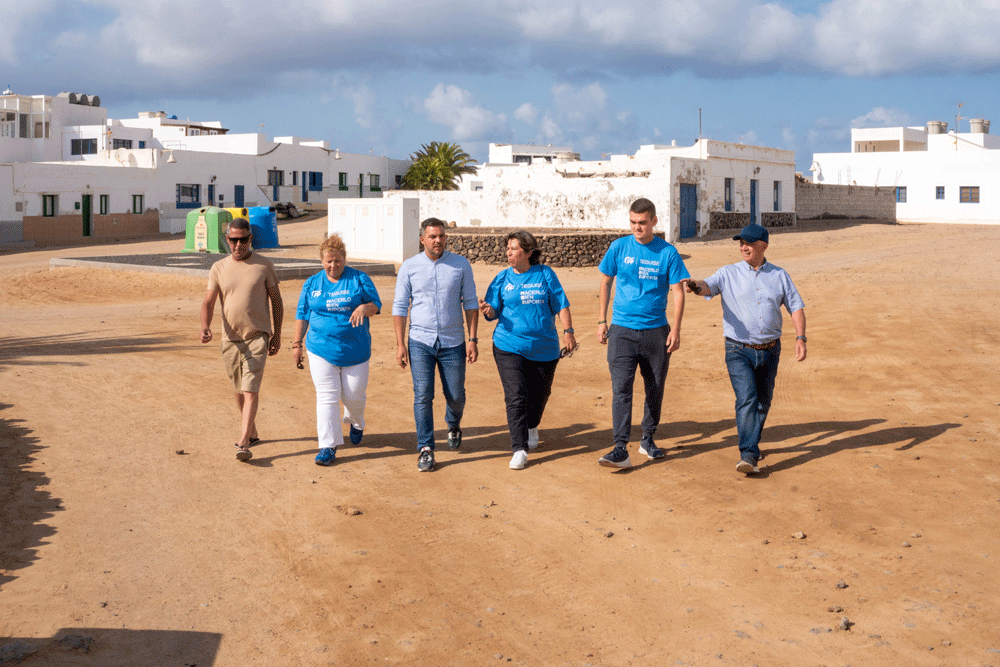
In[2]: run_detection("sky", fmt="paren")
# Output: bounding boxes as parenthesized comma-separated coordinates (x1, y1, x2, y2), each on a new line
(5, 0, 1000, 172)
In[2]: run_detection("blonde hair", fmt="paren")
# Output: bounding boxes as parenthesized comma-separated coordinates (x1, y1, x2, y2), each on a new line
(319, 234, 346, 259)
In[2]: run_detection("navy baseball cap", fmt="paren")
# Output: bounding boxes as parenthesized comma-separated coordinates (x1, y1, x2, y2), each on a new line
(733, 224, 769, 244)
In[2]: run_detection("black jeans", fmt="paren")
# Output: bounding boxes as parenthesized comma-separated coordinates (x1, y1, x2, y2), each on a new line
(493, 345, 559, 452)
(606, 324, 671, 448)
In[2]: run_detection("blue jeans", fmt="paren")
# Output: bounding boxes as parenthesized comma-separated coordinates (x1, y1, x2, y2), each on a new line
(607, 324, 671, 448)
(725, 339, 780, 463)
(409, 339, 466, 450)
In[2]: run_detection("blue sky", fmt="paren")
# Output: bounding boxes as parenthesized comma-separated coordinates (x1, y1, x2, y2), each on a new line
(5, 0, 1000, 171)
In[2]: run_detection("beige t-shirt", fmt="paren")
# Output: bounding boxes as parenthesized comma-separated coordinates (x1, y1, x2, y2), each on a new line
(207, 253, 279, 341)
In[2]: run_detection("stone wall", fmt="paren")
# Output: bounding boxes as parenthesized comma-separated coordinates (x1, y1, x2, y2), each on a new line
(443, 228, 664, 267)
(22, 211, 161, 246)
(795, 181, 896, 221)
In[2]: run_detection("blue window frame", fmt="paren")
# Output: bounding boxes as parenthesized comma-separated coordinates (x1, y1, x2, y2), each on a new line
(724, 178, 733, 211)
(71, 138, 97, 155)
(895, 187, 907, 203)
(936, 186, 945, 200)
(138, 140, 146, 149)
(176, 183, 201, 209)
(960, 186, 980, 203)
(309, 171, 323, 192)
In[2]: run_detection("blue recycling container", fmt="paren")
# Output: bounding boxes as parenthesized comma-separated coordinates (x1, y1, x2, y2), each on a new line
(248, 206, 279, 248)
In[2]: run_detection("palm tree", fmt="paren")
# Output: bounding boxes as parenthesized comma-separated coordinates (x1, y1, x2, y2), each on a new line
(401, 142, 478, 190)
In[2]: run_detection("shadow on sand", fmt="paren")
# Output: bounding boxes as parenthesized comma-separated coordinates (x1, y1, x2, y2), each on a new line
(0, 404, 60, 592)
(0, 628, 222, 666)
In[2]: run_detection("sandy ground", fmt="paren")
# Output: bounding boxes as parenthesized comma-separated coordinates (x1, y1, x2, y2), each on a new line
(1, 216, 999, 667)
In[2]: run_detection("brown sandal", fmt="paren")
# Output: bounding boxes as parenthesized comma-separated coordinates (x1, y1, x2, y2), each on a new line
(236, 445, 252, 462)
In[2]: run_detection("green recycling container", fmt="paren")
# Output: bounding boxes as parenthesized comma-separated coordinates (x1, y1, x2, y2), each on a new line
(183, 207, 233, 253)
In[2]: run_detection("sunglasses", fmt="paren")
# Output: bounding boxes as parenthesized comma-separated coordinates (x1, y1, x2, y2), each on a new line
(227, 236, 251, 244)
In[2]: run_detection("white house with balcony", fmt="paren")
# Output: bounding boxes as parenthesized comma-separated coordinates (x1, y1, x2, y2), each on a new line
(809, 118, 1000, 225)
(0, 89, 411, 245)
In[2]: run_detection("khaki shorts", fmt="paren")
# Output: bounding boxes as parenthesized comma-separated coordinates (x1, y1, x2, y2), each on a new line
(221, 335, 269, 393)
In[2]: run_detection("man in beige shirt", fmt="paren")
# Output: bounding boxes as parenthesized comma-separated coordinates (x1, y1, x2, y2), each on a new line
(200, 218, 283, 462)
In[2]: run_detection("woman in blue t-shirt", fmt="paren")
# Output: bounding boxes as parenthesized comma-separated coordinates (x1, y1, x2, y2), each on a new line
(479, 231, 577, 470)
(292, 234, 381, 466)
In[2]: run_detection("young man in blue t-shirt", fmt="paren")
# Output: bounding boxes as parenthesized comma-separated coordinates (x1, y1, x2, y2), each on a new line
(595, 198, 689, 468)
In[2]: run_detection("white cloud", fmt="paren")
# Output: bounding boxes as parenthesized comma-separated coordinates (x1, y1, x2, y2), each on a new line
(344, 85, 377, 130)
(851, 106, 913, 128)
(420, 84, 507, 141)
(514, 102, 538, 124)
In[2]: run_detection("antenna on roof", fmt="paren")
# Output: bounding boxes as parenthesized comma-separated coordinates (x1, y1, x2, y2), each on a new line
(955, 103, 964, 150)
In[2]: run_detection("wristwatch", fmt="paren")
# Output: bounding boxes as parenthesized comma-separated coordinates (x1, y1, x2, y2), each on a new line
(469, 337, 478, 343)
(563, 328, 575, 334)
(796, 335, 807, 342)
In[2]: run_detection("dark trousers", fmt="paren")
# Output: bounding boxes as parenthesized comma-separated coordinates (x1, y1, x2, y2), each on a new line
(493, 345, 559, 452)
(607, 324, 671, 448)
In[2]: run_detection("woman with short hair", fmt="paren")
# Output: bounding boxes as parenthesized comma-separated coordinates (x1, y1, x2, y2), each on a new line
(293, 234, 381, 466)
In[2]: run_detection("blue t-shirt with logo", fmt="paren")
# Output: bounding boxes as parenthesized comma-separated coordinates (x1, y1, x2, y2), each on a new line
(296, 267, 382, 367)
(483, 264, 570, 362)
(598, 235, 690, 330)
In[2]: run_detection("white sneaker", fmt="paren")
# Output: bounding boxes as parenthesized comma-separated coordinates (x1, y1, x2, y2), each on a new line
(509, 450, 528, 470)
(527, 428, 539, 449)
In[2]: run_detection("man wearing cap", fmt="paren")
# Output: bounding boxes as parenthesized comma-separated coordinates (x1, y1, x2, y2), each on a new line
(685, 223, 806, 474)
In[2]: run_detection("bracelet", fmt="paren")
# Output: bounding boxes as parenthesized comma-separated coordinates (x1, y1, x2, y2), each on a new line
(469, 337, 479, 343)
(563, 328, 575, 334)
(291, 343, 303, 349)
(597, 320, 607, 324)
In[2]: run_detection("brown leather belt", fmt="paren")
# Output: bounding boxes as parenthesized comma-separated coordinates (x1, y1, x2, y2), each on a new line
(726, 337, 778, 350)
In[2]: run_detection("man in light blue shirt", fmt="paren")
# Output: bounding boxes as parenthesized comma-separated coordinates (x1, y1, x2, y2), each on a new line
(393, 218, 479, 471)
(596, 198, 689, 469)
(686, 223, 807, 475)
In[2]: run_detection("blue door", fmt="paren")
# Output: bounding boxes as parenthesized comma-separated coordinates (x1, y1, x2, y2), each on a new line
(207, 184, 215, 209)
(750, 179, 758, 224)
(679, 184, 697, 238)
(234, 185, 244, 207)
(302, 171, 308, 203)
(272, 183, 279, 203)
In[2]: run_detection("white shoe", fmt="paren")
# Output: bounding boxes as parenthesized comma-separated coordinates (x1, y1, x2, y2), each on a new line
(527, 428, 539, 449)
(509, 450, 528, 470)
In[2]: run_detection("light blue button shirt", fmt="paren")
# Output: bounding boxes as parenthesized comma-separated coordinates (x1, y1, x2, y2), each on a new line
(703, 260, 804, 344)
(392, 250, 478, 348)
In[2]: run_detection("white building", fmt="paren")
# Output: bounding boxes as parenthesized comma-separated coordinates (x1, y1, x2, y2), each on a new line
(0, 90, 411, 244)
(809, 119, 1000, 224)
(390, 140, 796, 241)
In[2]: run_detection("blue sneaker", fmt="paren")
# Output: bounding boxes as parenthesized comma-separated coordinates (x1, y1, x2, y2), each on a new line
(349, 425, 364, 445)
(598, 447, 631, 469)
(315, 447, 336, 466)
(639, 438, 665, 460)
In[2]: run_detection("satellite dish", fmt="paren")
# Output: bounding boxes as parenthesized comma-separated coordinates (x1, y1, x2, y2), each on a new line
(114, 147, 128, 164)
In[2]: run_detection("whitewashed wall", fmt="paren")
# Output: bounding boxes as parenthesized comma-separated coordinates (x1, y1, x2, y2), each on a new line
(812, 139, 1000, 224)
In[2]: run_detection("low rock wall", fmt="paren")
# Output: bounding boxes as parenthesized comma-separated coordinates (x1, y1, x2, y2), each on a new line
(442, 228, 665, 267)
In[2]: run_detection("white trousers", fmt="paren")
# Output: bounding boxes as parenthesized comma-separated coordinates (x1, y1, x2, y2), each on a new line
(307, 351, 369, 449)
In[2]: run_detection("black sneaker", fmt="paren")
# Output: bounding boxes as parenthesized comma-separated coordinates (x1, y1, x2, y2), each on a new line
(736, 457, 759, 474)
(598, 447, 631, 469)
(417, 447, 435, 472)
(639, 438, 665, 459)
(447, 428, 462, 450)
